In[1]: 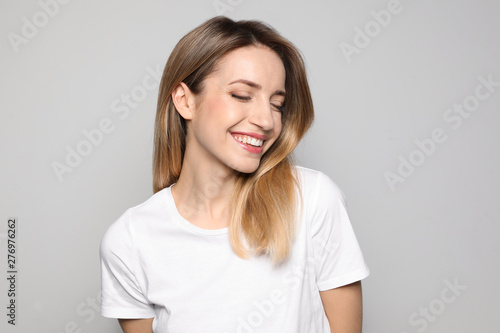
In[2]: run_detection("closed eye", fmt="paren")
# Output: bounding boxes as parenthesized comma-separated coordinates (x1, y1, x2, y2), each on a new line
(233, 94, 285, 112)
(232, 94, 251, 101)
(272, 104, 285, 113)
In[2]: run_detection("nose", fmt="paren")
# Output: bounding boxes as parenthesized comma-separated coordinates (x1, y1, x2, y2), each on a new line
(247, 96, 276, 131)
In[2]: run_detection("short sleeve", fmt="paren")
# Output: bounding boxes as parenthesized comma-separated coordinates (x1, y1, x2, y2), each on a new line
(100, 210, 155, 318)
(308, 172, 370, 291)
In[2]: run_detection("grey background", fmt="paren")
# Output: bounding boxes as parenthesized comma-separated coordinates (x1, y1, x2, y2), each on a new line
(1, 0, 498, 332)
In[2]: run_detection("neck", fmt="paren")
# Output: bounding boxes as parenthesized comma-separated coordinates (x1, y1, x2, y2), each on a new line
(171, 157, 237, 229)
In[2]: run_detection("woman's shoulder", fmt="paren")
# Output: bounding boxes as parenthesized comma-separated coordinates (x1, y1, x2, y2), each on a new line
(101, 188, 171, 246)
(293, 165, 345, 201)
(126, 187, 170, 220)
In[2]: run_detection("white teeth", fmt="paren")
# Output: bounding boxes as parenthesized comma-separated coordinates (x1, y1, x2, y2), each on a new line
(234, 135, 263, 147)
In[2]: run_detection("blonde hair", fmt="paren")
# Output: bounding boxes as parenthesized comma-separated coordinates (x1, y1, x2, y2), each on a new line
(153, 16, 314, 265)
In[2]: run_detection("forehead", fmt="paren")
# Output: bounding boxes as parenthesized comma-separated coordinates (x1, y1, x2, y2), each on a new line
(210, 45, 286, 88)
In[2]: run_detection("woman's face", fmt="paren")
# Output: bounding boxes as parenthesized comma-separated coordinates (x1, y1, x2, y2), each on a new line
(186, 45, 286, 174)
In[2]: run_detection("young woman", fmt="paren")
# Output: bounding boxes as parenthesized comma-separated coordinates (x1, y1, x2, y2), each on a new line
(100, 16, 369, 333)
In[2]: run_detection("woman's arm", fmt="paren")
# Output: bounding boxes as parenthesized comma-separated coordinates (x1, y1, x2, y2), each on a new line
(319, 281, 363, 333)
(118, 318, 154, 333)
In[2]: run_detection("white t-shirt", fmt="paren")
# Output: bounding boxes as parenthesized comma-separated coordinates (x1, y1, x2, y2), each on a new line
(100, 166, 370, 332)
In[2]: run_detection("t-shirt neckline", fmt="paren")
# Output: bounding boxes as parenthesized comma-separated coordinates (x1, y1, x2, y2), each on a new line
(164, 186, 229, 236)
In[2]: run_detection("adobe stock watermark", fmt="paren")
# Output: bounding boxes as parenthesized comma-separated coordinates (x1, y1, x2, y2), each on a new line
(55, 285, 117, 333)
(213, 0, 245, 15)
(400, 278, 467, 333)
(227, 260, 316, 333)
(340, 0, 419, 64)
(7, 0, 72, 54)
(51, 64, 162, 182)
(226, 235, 337, 332)
(384, 74, 499, 192)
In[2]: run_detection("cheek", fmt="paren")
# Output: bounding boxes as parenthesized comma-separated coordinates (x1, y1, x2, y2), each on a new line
(199, 97, 217, 118)
(203, 94, 233, 116)
(201, 98, 241, 132)
(274, 114, 283, 136)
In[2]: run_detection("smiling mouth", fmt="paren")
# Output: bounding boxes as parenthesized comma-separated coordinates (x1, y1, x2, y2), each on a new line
(232, 134, 264, 147)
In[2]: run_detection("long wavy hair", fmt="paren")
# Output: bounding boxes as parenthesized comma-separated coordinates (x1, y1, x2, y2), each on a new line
(153, 16, 314, 265)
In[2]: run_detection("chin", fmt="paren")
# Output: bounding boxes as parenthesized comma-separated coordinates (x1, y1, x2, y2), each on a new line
(231, 161, 260, 174)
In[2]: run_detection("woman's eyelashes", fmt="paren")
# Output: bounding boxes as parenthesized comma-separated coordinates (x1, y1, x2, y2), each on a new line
(271, 99, 285, 113)
(231, 94, 251, 101)
(273, 104, 285, 113)
(231, 94, 285, 113)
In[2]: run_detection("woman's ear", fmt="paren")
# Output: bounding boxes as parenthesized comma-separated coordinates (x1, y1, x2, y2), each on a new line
(171, 82, 196, 120)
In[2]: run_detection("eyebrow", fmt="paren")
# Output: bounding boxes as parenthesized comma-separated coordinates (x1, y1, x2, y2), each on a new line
(228, 79, 286, 97)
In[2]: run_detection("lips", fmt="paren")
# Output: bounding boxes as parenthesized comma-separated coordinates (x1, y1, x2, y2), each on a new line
(230, 132, 267, 153)
(233, 135, 263, 147)
(230, 131, 268, 140)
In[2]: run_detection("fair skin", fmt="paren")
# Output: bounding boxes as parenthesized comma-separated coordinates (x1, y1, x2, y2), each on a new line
(117, 45, 363, 332)
(118, 318, 153, 333)
(320, 281, 364, 333)
(169, 45, 285, 230)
